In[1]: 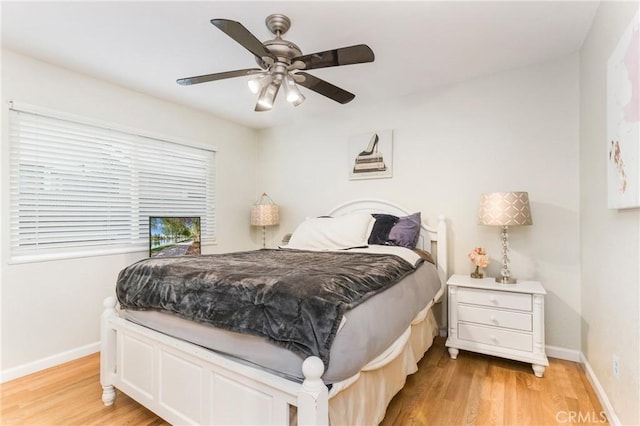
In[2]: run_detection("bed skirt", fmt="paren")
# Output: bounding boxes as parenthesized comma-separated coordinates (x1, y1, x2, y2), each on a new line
(287, 305, 438, 425)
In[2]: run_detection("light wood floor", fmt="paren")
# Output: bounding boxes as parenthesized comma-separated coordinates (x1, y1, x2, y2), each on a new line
(1, 337, 606, 425)
(381, 337, 607, 426)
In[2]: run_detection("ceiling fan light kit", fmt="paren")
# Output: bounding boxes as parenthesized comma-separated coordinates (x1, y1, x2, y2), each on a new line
(177, 13, 375, 112)
(283, 75, 304, 104)
(256, 82, 280, 111)
(247, 73, 272, 94)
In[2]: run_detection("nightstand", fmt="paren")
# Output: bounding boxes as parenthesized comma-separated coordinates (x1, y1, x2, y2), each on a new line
(445, 274, 549, 377)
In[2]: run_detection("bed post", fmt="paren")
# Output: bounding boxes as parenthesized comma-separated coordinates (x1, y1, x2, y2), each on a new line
(100, 297, 118, 406)
(297, 356, 328, 425)
(436, 215, 448, 283)
(436, 215, 449, 336)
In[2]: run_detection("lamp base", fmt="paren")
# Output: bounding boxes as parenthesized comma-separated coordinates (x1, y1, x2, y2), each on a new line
(495, 276, 517, 284)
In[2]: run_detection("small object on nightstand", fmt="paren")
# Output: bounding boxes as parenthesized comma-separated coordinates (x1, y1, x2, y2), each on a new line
(470, 265, 484, 279)
(445, 274, 548, 377)
(468, 247, 489, 279)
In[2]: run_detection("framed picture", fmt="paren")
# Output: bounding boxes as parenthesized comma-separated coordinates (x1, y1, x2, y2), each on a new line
(348, 129, 393, 180)
(607, 9, 639, 209)
(149, 216, 201, 257)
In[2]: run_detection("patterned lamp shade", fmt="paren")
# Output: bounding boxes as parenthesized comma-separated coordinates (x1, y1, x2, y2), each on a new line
(250, 193, 280, 226)
(478, 192, 532, 226)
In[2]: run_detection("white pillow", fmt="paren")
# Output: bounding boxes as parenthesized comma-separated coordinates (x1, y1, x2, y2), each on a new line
(286, 213, 375, 250)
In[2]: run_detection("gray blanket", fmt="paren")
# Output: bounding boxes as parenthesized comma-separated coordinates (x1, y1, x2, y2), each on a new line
(116, 249, 418, 365)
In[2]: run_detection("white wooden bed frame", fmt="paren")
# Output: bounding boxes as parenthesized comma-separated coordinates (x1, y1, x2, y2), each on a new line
(100, 199, 447, 425)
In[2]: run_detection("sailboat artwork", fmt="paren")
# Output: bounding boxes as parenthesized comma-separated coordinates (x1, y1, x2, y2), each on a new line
(348, 130, 393, 180)
(353, 134, 387, 174)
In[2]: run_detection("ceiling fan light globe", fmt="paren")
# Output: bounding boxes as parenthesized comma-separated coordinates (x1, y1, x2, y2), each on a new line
(283, 75, 303, 103)
(248, 74, 273, 94)
(257, 95, 274, 109)
(248, 78, 261, 94)
(286, 90, 300, 103)
(257, 82, 280, 110)
(257, 98, 273, 109)
(291, 92, 305, 107)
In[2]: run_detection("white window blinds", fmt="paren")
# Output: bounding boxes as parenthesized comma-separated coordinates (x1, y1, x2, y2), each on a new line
(9, 103, 216, 263)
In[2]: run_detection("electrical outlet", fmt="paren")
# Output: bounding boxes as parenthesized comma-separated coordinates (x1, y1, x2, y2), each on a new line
(613, 354, 620, 378)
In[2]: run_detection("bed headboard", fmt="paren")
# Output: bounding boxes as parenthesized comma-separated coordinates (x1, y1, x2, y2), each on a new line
(328, 199, 448, 285)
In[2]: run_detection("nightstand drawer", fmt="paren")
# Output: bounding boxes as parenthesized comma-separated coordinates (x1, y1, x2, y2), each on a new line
(458, 305, 532, 331)
(457, 287, 532, 311)
(458, 323, 533, 352)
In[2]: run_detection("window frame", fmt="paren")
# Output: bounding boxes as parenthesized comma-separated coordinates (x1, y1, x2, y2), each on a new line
(7, 101, 217, 264)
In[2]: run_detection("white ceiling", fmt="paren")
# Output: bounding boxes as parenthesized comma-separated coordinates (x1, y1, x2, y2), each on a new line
(1, 1, 599, 130)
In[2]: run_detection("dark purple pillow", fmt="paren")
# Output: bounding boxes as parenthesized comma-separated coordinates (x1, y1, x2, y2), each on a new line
(368, 214, 399, 245)
(387, 212, 421, 249)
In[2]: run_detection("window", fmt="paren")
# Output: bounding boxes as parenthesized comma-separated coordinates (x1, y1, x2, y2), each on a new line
(8, 102, 216, 263)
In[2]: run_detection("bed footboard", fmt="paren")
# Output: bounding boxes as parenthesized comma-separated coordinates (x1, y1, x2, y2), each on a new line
(100, 298, 117, 406)
(100, 297, 328, 425)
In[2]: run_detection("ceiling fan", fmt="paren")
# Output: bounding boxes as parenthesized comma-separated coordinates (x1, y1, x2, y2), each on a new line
(177, 14, 375, 111)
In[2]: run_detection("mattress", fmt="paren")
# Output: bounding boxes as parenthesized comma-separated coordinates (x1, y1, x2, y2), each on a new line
(122, 259, 441, 384)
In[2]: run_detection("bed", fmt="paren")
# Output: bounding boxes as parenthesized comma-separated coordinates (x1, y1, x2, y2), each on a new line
(100, 199, 448, 425)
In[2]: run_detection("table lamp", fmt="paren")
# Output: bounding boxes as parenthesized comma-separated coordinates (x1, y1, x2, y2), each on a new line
(251, 193, 280, 248)
(478, 192, 532, 284)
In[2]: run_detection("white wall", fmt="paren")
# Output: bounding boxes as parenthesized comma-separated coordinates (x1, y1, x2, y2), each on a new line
(579, 2, 640, 425)
(258, 55, 581, 350)
(2, 12, 637, 423)
(0, 49, 259, 372)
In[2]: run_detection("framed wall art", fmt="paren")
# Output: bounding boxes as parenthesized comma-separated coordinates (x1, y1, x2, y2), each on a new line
(607, 9, 639, 209)
(348, 129, 393, 180)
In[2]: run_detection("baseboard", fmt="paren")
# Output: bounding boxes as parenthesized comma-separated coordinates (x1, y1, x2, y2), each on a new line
(542, 346, 620, 425)
(0, 341, 100, 383)
(580, 353, 621, 426)
(546, 345, 581, 362)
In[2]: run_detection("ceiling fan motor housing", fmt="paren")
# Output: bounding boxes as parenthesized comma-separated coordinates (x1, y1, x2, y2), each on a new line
(260, 39, 302, 64)
(255, 14, 303, 68)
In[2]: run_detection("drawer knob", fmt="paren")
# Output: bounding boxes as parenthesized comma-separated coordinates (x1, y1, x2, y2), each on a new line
(490, 335, 498, 343)
(489, 295, 498, 304)
(490, 315, 498, 323)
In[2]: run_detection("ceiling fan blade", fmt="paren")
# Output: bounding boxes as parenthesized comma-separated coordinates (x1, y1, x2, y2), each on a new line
(295, 72, 355, 104)
(177, 68, 262, 86)
(211, 19, 275, 62)
(293, 44, 374, 71)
